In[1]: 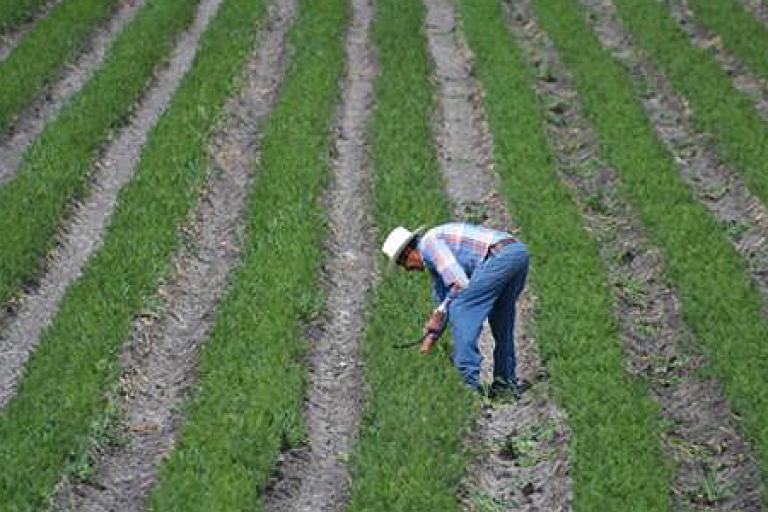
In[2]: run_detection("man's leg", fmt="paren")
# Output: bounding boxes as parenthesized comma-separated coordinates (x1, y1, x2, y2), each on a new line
(489, 247, 528, 387)
(449, 300, 487, 390)
(450, 242, 528, 389)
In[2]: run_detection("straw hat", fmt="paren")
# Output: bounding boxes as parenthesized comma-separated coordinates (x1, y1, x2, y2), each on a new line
(382, 225, 426, 270)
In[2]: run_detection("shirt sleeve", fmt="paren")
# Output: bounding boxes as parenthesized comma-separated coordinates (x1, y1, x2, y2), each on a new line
(421, 235, 469, 292)
(428, 268, 447, 306)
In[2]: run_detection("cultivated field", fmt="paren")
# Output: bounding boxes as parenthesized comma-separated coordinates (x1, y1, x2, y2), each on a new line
(1, 0, 767, 510)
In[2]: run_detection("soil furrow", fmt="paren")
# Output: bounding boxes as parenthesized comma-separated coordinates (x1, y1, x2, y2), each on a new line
(261, 0, 374, 510)
(582, 0, 768, 322)
(664, 0, 768, 123)
(0, 0, 145, 185)
(48, 1, 295, 509)
(424, 0, 573, 509)
(0, 0, 223, 410)
(508, 0, 764, 508)
(740, 0, 768, 29)
(0, 0, 64, 62)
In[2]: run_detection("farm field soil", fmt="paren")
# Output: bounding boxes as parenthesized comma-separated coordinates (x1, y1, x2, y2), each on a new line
(0, 0, 199, 319)
(0, 0, 269, 506)
(535, 0, 768, 501)
(3, 0, 768, 508)
(665, 0, 768, 123)
(51, 0, 289, 507)
(0, 0, 118, 134)
(604, 0, 768, 231)
(0, 0, 220, 409)
(0, 0, 146, 184)
(0, 0, 53, 30)
(423, 0, 572, 509)
(505, 0, 762, 507)
(147, 0, 348, 508)
(346, 0, 473, 509)
(682, 0, 768, 82)
(582, 0, 768, 328)
(459, 0, 678, 509)
(263, 0, 374, 509)
(0, 0, 64, 61)
(741, 0, 768, 26)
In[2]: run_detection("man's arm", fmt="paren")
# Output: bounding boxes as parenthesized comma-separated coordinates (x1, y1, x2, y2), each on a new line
(420, 236, 468, 345)
(420, 235, 469, 292)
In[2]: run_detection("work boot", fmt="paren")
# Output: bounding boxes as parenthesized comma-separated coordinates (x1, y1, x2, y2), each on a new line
(490, 377, 531, 401)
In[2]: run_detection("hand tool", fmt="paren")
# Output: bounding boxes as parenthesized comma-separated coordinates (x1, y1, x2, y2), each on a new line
(391, 332, 438, 354)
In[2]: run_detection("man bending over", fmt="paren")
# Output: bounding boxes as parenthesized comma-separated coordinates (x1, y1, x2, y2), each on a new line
(382, 222, 529, 396)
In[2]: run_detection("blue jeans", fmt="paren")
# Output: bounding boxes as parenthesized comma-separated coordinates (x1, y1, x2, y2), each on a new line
(448, 242, 529, 389)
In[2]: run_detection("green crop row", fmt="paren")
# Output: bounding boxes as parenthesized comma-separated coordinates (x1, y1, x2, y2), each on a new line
(148, 0, 348, 509)
(534, 0, 768, 500)
(0, 0, 198, 308)
(608, 0, 768, 221)
(346, 0, 474, 509)
(0, 0, 268, 508)
(687, 0, 768, 82)
(0, 0, 51, 33)
(455, 1, 671, 509)
(0, 0, 118, 134)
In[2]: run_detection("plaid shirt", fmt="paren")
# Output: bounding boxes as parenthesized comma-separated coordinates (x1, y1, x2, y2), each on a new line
(418, 222, 514, 310)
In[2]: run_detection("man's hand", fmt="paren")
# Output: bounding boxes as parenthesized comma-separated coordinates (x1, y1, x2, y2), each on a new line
(419, 309, 446, 355)
(419, 332, 437, 354)
(424, 309, 446, 335)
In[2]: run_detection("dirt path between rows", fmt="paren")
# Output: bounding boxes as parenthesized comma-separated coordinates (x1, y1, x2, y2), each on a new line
(740, 0, 768, 29)
(49, 0, 296, 509)
(0, 0, 64, 62)
(261, 0, 375, 510)
(506, 0, 764, 508)
(424, 1, 573, 509)
(583, 0, 768, 320)
(0, 0, 145, 185)
(0, 0, 223, 410)
(664, 0, 768, 123)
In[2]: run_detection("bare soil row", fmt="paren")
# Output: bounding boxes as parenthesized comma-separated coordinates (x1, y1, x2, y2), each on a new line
(584, 0, 768, 333)
(424, 0, 573, 509)
(665, 0, 768, 124)
(49, 0, 295, 509)
(2, 0, 768, 507)
(262, 0, 374, 509)
(0, 0, 222, 409)
(0, 0, 63, 61)
(0, 0, 144, 184)
(741, 0, 768, 29)
(509, 0, 763, 507)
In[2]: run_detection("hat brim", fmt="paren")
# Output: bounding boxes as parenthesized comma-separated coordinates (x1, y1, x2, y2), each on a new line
(388, 225, 427, 272)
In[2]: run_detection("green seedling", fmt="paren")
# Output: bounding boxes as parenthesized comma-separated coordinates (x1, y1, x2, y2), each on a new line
(704, 182, 730, 201)
(585, 190, 608, 215)
(614, 273, 646, 305)
(0, 0, 272, 507)
(534, 0, 768, 501)
(686, 0, 768, 88)
(0, 0, 118, 133)
(689, 465, 735, 506)
(0, 0, 198, 306)
(456, 0, 672, 508)
(498, 422, 557, 467)
(0, 0, 51, 31)
(633, 320, 661, 339)
(150, 0, 351, 508)
(462, 201, 490, 225)
(349, 0, 475, 508)
(724, 219, 750, 240)
(467, 489, 516, 512)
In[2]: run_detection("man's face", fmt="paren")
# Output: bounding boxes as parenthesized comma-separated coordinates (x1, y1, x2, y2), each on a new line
(399, 246, 424, 271)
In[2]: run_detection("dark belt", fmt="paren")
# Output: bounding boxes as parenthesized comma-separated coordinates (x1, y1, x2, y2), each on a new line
(485, 237, 518, 261)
